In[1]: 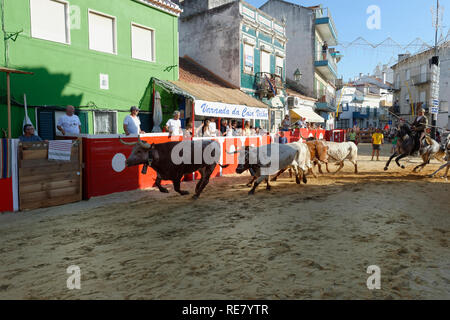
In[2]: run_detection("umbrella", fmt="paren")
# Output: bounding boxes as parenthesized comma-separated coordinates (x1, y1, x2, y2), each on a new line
(152, 91, 162, 132)
(22, 94, 37, 135)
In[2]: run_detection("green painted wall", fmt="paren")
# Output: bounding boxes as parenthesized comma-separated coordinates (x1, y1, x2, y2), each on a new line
(0, 0, 179, 136)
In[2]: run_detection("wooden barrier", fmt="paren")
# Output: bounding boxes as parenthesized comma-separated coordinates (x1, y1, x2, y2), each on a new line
(18, 139, 83, 210)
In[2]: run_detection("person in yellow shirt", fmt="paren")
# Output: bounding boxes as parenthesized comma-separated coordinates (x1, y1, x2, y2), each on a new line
(371, 128, 384, 161)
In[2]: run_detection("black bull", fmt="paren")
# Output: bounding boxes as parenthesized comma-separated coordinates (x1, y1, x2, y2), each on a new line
(120, 138, 227, 199)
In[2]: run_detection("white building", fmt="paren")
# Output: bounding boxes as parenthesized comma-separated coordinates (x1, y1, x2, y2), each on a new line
(391, 42, 449, 131)
(336, 75, 394, 129)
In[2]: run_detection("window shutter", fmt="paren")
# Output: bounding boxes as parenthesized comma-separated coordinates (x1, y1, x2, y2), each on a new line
(138, 113, 151, 133)
(38, 110, 55, 140)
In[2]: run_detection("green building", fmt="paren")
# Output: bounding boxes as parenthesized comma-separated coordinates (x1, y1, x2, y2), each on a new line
(0, 0, 181, 139)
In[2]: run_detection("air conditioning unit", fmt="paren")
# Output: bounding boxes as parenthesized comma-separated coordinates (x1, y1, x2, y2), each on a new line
(287, 97, 300, 109)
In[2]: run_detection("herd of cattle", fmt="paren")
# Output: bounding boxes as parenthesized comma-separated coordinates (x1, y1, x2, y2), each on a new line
(119, 135, 361, 198)
(119, 132, 450, 198)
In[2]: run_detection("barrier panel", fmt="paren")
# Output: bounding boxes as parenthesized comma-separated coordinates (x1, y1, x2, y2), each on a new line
(18, 139, 83, 210)
(0, 178, 13, 212)
(81, 134, 273, 200)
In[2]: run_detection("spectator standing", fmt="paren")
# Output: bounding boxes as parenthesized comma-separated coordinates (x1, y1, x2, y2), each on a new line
(57, 105, 81, 136)
(322, 41, 328, 60)
(371, 128, 384, 161)
(348, 129, 357, 145)
(243, 122, 251, 136)
(123, 106, 145, 136)
(278, 131, 288, 144)
(183, 122, 193, 138)
(209, 117, 218, 136)
(19, 124, 42, 142)
(165, 111, 182, 137)
(391, 135, 398, 153)
(220, 119, 228, 136)
(281, 115, 291, 132)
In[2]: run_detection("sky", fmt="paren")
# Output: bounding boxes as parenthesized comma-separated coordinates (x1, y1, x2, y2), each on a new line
(247, 0, 449, 81)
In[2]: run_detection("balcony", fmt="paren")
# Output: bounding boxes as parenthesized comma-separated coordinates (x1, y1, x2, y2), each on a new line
(255, 72, 284, 99)
(314, 7, 338, 46)
(411, 73, 431, 85)
(315, 50, 338, 80)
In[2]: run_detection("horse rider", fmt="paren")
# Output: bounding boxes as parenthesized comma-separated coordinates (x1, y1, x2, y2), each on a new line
(411, 108, 428, 151)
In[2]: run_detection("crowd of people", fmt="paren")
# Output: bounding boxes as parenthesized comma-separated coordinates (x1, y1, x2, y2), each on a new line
(281, 115, 323, 132)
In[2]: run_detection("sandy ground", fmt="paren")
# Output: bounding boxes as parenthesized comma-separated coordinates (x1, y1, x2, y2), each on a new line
(0, 143, 449, 300)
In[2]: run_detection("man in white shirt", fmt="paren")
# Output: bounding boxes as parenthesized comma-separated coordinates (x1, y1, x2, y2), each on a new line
(57, 105, 81, 136)
(165, 111, 182, 136)
(123, 106, 145, 136)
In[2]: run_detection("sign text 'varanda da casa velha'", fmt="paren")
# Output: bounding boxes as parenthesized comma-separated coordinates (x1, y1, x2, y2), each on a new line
(195, 100, 269, 120)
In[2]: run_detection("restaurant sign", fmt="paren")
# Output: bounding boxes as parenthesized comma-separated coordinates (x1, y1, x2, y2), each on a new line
(194, 100, 269, 120)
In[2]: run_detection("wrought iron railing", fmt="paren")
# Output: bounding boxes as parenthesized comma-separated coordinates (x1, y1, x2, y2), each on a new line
(255, 72, 284, 99)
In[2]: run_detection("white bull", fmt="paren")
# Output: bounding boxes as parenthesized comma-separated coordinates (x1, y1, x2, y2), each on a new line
(316, 141, 358, 174)
(233, 143, 310, 195)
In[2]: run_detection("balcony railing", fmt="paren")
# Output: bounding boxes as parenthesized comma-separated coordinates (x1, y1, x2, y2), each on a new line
(411, 73, 431, 85)
(255, 72, 284, 99)
(314, 7, 338, 38)
(315, 49, 337, 75)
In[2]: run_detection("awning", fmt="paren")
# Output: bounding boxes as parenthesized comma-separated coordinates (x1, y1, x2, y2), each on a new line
(290, 107, 325, 123)
(170, 80, 268, 109)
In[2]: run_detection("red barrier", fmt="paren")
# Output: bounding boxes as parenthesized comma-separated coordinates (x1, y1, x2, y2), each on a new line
(0, 178, 13, 212)
(279, 129, 326, 143)
(82, 134, 272, 199)
(325, 130, 347, 142)
(82, 134, 183, 199)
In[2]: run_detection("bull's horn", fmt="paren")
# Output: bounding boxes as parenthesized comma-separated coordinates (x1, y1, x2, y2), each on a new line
(119, 136, 137, 146)
(299, 133, 309, 140)
(226, 147, 242, 155)
(138, 136, 152, 149)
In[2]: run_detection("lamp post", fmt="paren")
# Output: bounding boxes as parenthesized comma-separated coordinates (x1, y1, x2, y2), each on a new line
(294, 68, 302, 83)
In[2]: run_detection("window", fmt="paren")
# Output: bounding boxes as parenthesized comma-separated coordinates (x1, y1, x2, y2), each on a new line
(405, 69, 410, 81)
(260, 50, 271, 74)
(131, 23, 155, 62)
(30, 0, 70, 44)
(420, 64, 427, 82)
(243, 43, 254, 73)
(275, 56, 283, 78)
(94, 111, 117, 134)
(419, 91, 426, 104)
(88, 10, 116, 54)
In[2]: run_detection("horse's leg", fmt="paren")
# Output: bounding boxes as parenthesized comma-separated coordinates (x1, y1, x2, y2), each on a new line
(395, 154, 408, 169)
(414, 153, 430, 173)
(444, 166, 449, 181)
(326, 162, 331, 173)
(384, 152, 398, 171)
(429, 162, 449, 178)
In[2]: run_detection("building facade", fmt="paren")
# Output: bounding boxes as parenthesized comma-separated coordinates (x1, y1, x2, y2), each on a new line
(0, 0, 181, 139)
(177, 0, 287, 131)
(336, 84, 393, 130)
(391, 43, 449, 130)
(259, 0, 342, 130)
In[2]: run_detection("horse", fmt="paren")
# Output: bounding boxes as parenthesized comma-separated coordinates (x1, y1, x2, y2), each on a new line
(384, 123, 444, 172)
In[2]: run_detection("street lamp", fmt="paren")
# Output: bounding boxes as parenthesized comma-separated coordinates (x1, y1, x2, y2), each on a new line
(294, 68, 302, 83)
